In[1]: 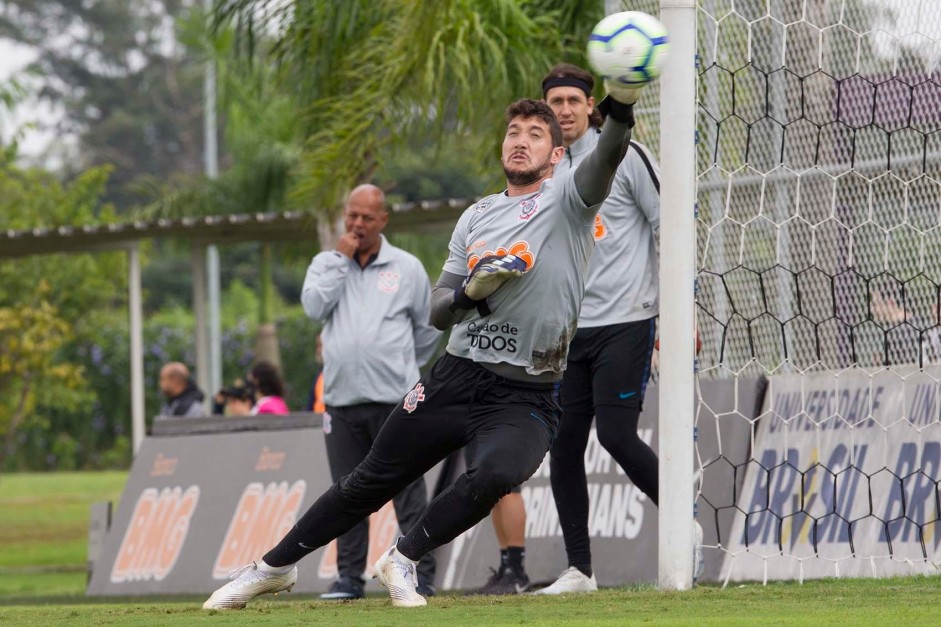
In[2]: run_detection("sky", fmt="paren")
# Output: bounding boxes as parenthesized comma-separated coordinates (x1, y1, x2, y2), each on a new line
(0, 37, 63, 160)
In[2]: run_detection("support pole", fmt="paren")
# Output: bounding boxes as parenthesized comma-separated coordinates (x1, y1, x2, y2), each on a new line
(192, 244, 210, 408)
(208, 246, 222, 394)
(128, 244, 145, 455)
(204, 0, 222, 396)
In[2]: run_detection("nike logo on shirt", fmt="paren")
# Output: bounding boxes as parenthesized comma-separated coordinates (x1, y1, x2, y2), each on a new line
(619, 392, 636, 399)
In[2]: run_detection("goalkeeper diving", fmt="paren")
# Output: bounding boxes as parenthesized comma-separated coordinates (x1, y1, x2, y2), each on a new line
(203, 78, 644, 610)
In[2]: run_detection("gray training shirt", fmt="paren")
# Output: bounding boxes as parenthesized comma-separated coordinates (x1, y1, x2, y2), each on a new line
(302, 235, 440, 406)
(442, 173, 597, 377)
(554, 128, 660, 327)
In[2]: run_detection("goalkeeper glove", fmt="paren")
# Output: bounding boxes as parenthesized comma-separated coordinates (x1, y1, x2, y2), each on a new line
(603, 79, 643, 104)
(452, 254, 528, 311)
(597, 80, 639, 125)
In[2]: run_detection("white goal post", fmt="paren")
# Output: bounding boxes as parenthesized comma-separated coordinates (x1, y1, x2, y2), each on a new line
(658, 0, 699, 591)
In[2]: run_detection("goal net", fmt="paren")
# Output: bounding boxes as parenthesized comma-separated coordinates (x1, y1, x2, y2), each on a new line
(621, 0, 941, 583)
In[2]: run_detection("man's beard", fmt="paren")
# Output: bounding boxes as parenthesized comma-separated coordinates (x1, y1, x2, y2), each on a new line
(504, 156, 552, 186)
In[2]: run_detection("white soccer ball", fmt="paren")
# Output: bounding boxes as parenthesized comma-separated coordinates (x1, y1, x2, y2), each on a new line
(587, 11, 669, 88)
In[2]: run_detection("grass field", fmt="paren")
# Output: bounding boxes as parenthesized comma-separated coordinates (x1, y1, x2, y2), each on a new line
(0, 470, 125, 598)
(2, 471, 941, 625)
(2, 578, 941, 625)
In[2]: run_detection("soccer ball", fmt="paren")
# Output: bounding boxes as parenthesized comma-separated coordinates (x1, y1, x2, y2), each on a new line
(587, 11, 669, 88)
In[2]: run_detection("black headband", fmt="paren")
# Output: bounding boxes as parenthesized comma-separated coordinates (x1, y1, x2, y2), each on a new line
(542, 76, 592, 98)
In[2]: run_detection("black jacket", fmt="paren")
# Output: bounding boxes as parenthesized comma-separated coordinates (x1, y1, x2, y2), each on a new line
(159, 382, 206, 417)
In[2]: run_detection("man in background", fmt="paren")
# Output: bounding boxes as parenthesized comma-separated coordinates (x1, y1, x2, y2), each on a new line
(533, 63, 687, 595)
(158, 362, 206, 417)
(303, 184, 441, 600)
(212, 378, 255, 416)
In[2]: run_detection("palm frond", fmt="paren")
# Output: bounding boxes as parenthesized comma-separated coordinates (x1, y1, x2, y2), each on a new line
(208, 0, 605, 215)
(288, 0, 578, 209)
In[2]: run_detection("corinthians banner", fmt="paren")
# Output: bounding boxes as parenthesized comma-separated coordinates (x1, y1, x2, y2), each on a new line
(723, 368, 941, 582)
(88, 378, 763, 596)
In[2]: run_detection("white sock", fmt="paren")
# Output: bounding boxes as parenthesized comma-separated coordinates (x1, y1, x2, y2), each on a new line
(393, 540, 419, 564)
(258, 560, 294, 575)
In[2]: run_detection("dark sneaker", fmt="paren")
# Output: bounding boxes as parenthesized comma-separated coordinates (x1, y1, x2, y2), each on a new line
(470, 568, 530, 595)
(492, 569, 530, 595)
(320, 575, 365, 600)
(467, 567, 506, 596)
(416, 579, 437, 597)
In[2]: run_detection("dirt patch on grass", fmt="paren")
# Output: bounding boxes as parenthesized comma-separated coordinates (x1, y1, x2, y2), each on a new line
(0, 522, 87, 546)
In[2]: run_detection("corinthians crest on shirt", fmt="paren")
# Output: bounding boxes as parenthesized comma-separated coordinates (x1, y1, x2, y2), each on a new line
(518, 193, 541, 222)
(377, 270, 400, 293)
(403, 382, 426, 413)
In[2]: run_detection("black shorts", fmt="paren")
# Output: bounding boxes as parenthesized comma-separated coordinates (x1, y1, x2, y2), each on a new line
(561, 318, 657, 415)
(424, 356, 560, 496)
(384, 353, 561, 491)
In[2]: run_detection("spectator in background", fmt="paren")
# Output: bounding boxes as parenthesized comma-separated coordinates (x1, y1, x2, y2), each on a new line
(871, 289, 941, 366)
(249, 361, 290, 415)
(212, 378, 255, 416)
(158, 361, 206, 417)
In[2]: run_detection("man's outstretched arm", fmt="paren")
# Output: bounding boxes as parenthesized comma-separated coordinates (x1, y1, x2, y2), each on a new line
(573, 88, 640, 210)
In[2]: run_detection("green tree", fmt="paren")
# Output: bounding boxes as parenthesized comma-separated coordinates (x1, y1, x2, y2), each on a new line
(0, 165, 125, 470)
(0, 296, 85, 468)
(141, 7, 305, 365)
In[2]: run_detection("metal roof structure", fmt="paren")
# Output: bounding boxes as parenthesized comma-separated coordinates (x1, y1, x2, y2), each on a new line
(0, 198, 472, 454)
(0, 198, 472, 259)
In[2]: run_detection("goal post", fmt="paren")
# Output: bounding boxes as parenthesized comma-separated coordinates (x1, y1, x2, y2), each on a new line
(658, 0, 699, 591)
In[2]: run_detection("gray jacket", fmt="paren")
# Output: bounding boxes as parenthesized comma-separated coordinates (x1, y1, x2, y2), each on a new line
(302, 235, 440, 406)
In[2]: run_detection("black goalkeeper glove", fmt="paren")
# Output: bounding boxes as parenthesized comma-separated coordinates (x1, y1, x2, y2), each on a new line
(451, 254, 528, 312)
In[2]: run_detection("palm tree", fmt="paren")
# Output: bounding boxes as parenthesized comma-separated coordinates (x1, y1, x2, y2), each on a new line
(153, 0, 603, 364)
(0, 78, 26, 162)
(214, 0, 604, 212)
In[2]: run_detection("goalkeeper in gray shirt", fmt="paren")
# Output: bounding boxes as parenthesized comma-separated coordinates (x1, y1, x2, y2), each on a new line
(204, 81, 642, 610)
(481, 63, 665, 596)
(534, 63, 662, 595)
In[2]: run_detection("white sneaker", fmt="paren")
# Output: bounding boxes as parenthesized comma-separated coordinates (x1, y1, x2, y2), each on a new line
(202, 561, 297, 610)
(693, 521, 705, 584)
(373, 544, 427, 607)
(533, 566, 598, 595)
